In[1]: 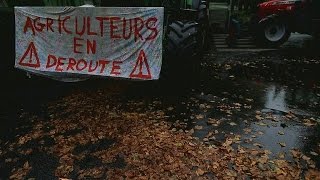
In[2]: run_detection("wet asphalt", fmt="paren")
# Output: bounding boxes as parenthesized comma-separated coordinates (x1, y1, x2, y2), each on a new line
(0, 33, 320, 178)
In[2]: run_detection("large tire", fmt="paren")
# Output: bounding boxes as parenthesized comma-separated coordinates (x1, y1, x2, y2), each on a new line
(161, 1, 209, 81)
(167, 21, 202, 57)
(161, 21, 202, 81)
(256, 17, 291, 47)
(166, 0, 209, 57)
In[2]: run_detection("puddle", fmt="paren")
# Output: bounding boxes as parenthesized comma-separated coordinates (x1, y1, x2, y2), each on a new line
(264, 85, 288, 113)
(181, 78, 320, 166)
(168, 52, 320, 167)
(263, 84, 318, 116)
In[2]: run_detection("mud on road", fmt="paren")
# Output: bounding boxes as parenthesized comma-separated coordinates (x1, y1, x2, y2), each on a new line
(0, 43, 320, 179)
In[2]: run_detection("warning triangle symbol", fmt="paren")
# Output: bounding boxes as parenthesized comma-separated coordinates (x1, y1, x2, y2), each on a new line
(18, 42, 40, 68)
(130, 50, 152, 79)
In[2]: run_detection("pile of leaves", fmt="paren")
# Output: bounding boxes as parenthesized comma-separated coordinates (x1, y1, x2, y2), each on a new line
(1, 89, 319, 179)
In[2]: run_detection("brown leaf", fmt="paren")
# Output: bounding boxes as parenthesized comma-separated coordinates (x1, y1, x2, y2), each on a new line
(257, 131, 264, 135)
(291, 149, 301, 158)
(257, 122, 268, 126)
(207, 118, 220, 127)
(279, 142, 286, 147)
(243, 128, 252, 133)
(305, 169, 320, 180)
(253, 143, 263, 148)
(195, 114, 204, 120)
(255, 115, 263, 120)
(303, 119, 317, 126)
(302, 155, 311, 161)
(278, 152, 285, 159)
(226, 170, 237, 177)
(23, 161, 30, 169)
(196, 168, 206, 176)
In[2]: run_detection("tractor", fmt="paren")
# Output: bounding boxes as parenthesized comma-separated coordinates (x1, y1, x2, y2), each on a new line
(0, 0, 209, 80)
(252, 0, 320, 47)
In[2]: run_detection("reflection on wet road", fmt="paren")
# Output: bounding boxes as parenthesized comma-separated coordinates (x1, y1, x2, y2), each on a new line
(265, 85, 288, 113)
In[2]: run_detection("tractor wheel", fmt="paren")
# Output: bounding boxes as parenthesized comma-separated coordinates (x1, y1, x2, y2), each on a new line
(162, 21, 202, 81)
(257, 17, 291, 47)
(167, 21, 202, 57)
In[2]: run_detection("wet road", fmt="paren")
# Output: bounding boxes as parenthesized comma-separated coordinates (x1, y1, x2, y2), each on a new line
(0, 34, 319, 178)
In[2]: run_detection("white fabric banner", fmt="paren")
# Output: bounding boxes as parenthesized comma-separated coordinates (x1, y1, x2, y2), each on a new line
(15, 7, 164, 81)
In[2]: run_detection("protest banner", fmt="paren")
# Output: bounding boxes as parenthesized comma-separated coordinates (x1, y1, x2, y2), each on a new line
(15, 7, 164, 81)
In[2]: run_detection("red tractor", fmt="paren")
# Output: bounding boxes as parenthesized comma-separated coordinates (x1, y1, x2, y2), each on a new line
(252, 0, 320, 47)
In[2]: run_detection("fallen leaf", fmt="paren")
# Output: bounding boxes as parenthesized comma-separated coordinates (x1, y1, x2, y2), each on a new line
(257, 131, 264, 135)
(234, 103, 241, 106)
(226, 170, 237, 177)
(253, 143, 263, 148)
(195, 125, 203, 130)
(243, 128, 252, 133)
(207, 118, 220, 127)
(303, 119, 317, 126)
(196, 168, 206, 176)
(23, 161, 30, 169)
(258, 163, 266, 171)
(229, 122, 237, 126)
(305, 169, 320, 179)
(310, 151, 318, 156)
(278, 152, 285, 159)
(255, 115, 263, 120)
(278, 131, 285, 135)
(302, 155, 311, 162)
(291, 149, 301, 158)
(279, 142, 286, 147)
(223, 139, 233, 147)
(167, 107, 174, 111)
(257, 122, 268, 126)
(246, 98, 253, 102)
(199, 104, 206, 109)
(205, 132, 213, 138)
(195, 114, 204, 120)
